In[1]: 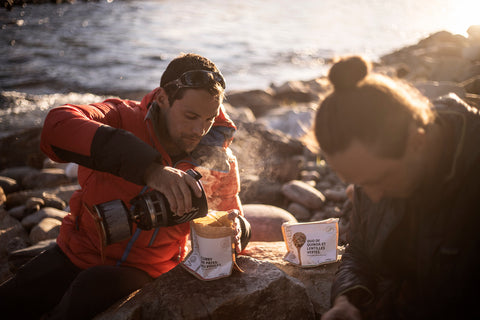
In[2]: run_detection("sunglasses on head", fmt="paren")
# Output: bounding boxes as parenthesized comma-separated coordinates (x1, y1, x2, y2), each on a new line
(164, 70, 226, 92)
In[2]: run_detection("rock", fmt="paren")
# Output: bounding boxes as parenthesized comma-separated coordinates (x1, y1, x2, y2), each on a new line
(271, 80, 319, 103)
(239, 175, 285, 207)
(263, 155, 303, 183)
(42, 193, 68, 210)
(24, 197, 44, 215)
(0, 186, 5, 207)
(232, 122, 304, 181)
(21, 207, 68, 230)
(0, 166, 39, 183)
(467, 25, 480, 41)
(242, 241, 340, 316)
(7, 239, 56, 272)
(414, 81, 466, 100)
(5, 236, 29, 255)
(97, 256, 316, 320)
(223, 103, 256, 124)
(22, 168, 70, 189)
(287, 202, 311, 221)
(428, 56, 472, 82)
(463, 46, 480, 61)
(0, 127, 45, 169)
(6, 204, 28, 220)
(0, 176, 21, 195)
(29, 217, 61, 244)
(300, 170, 321, 183)
(6, 183, 78, 208)
(281, 180, 326, 210)
(43, 158, 70, 170)
(0, 209, 29, 257)
(323, 189, 347, 202)
(256, 105, 316, 139)
(226, 89, 278, 117)
(243, 204, 297, 241)
(462, 76, 480, 95)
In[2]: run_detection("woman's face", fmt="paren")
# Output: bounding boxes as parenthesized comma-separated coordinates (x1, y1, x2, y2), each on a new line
(324, 139, 424, 203)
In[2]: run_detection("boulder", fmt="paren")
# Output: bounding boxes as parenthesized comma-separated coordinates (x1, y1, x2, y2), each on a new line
(21, 207, 68, 230)
(29, 217, 61, 244)
(232, 122, 304, 180)
(0, 127, 45, 169)
(6, 183, 78, 208)
(226, 89, 278, 117)
(0, 186, 5, 207)
(243, 242, 341, 315)
(96, 256, 316, 320)
(322, 189, 348, 203)
(239, 175, 285, 207)
(287, 202, 311, 221)
(0, 176, 21, 195)
(21, 168, 70, 189)
(271, 80, 319, 103)
(6, 204, 28, 220)
(414, 81, 466, 100)
(0, 166, 39, 183)
(256, 105, 316, 139)
(7, 239, 56, 272)
(281, 180, 326, 210)
(467, 25, 480, 41)
(242, 204, 297, 241)
(0, 209, 29, 257)
(223, 103, 256, 124)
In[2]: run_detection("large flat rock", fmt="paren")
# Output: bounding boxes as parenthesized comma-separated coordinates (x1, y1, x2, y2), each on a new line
(96, 242, 341, 319)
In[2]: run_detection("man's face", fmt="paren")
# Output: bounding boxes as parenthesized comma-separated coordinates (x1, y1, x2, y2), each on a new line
(324, 140, 423, 203)
(162, 88, 221, 154)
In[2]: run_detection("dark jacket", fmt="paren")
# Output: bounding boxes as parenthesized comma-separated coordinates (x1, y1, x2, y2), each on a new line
(331, 94, 480, 319)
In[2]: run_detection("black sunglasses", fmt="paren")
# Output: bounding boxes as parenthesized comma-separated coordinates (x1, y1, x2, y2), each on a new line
(164, 70, 226, 92)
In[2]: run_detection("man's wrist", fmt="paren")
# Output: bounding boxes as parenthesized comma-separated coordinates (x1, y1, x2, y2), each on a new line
(143, 154, 164, 185)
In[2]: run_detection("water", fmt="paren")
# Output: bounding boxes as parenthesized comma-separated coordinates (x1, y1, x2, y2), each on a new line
(0, 0, 478, 134)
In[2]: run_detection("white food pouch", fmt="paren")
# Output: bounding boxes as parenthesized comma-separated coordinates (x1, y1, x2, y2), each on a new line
(282, 218, 339, 267)
(182, 210, 239, 280)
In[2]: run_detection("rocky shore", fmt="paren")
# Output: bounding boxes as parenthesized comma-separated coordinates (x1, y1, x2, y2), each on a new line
(1, 26, 480, 319)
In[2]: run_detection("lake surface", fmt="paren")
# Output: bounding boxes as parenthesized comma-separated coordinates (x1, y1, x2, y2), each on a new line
(0, 0, 478, 134)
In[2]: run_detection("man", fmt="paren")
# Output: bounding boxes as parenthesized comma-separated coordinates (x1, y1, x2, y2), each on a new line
(315, 56, 480, 319)
(0, 53, 250, 319)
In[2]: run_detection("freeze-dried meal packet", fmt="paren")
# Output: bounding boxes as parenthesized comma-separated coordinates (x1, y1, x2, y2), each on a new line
(182, 210, 240, 280)
(282, 218, 339, 267)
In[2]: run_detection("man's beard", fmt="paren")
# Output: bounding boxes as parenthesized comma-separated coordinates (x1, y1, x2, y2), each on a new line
(175, 135, 202, 154)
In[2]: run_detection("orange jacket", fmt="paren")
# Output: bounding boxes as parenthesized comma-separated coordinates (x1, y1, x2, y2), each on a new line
(40, 88, 242, 278)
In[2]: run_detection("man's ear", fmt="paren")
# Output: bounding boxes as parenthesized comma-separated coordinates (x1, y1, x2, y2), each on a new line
(154, 88, 170, 108)
(406, 126, 426, 153)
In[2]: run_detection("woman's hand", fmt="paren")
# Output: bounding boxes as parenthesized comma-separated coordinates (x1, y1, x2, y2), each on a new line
(321, 295, 362, 320)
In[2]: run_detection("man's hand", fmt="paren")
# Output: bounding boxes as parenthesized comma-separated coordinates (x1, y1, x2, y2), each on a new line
(144, 163, 202, 216)
(321, 295, 362, 320)
(227, 209, 243, 253)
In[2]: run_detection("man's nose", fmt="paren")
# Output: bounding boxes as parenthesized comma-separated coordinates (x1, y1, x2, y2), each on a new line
(192, 121, 206, 136)
(364, 187, 384, 203)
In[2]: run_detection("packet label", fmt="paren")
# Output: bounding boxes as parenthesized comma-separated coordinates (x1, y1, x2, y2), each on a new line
(282, 218, 339, 267)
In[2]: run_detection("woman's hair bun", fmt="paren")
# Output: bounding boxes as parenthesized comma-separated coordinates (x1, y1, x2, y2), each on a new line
(328, 56, 371, 90)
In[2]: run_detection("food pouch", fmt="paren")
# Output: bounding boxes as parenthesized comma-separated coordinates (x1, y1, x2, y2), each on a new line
(182, 210, 237, 280)
(282, 218, 339, 267)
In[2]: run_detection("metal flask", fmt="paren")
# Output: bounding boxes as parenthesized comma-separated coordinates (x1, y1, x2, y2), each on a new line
(93, 169, 208, 246)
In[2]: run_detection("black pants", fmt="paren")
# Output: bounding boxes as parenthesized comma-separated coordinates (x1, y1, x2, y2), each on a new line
(0, 244, 153, 320)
